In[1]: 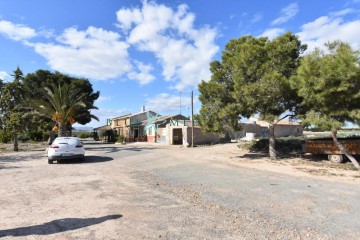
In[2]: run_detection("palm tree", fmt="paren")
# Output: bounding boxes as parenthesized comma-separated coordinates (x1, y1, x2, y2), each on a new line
(30, 83, 86, 136)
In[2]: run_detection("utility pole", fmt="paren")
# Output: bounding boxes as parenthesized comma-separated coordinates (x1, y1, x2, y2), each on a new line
(191, 90, 194, 147)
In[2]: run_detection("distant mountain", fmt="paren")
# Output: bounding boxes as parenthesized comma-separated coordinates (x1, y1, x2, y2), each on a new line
(73, 126, 93, 131)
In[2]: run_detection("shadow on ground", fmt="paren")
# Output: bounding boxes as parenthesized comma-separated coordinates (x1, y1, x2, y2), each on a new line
(235, 152, 329, 162)
(56, 155, 113, 164)
(0, 153, 43, 164)
(236, 153, 269, 160)
(0, 214, 122, 238)
(84, 146, 155, 153)
(0, 164, 20, 170)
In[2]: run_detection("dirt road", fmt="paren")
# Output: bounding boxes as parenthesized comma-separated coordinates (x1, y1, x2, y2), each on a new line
(1, 141, 360, 239)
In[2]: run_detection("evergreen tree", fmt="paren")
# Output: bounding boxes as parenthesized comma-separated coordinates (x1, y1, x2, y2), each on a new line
(291, 41, 360, 169)
(0, 67, 27, 151)
(199, 33, 306, 159)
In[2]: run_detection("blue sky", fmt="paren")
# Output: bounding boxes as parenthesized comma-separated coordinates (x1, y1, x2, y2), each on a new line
(1, 0, 360, 128)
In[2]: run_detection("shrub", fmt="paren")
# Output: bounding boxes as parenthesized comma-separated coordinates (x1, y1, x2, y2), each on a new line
(116, 135, 126, 143)
(0, 130, 11, 143)
(93, 132, 99, 141)
(106, 129, 116, 142)
(98, 129, 115, 142)
(241, 136, 305, 155)
(79, 132, 91, 138)
(28, 131, 43, 141)
(42, 131, 50, 141)
(18, 134, 30, 142)
(98, 130, 105, 138)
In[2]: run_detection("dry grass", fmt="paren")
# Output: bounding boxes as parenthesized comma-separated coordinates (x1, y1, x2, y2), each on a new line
(0, 142, 46, 152)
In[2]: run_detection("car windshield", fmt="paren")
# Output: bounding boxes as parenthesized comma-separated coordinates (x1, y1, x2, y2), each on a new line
(53, 138, 79, 145)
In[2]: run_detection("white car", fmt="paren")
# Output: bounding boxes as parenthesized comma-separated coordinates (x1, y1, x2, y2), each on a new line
(48, 137, 85, 164)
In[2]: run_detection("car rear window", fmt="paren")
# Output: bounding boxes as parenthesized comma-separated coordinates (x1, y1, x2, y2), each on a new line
(53, 138, 79, 145)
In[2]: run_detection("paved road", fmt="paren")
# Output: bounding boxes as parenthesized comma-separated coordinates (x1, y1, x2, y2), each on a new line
(1, 140, 359, 239)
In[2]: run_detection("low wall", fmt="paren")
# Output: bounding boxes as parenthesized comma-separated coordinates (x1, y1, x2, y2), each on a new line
(184, 127, 222, 146)
(147, 135, 156, 143)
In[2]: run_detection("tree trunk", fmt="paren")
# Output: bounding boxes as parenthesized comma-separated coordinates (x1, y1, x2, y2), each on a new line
(49, 131, 55, 144)
(269, 123, 277, 160)
(13, 132, 19, 152)
(58, 123, 66, 137)
(331, 131, 360, 170)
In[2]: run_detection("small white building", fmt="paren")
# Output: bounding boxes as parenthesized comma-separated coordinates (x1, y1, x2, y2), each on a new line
(239, 118, 303, 138)
(165, 119, 223, 146)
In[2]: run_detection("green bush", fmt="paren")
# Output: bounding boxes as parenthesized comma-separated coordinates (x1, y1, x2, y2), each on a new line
(42, 132, 50, 141)
(93, 132, 99, 141)
(0, 130, 11, 143)
(28, 131, 43, 141)
(79, 132, 91, 138)
(97, 129, 115, 142)
(98, 130, 105, 138)
(106, 130, 116, 142)
(116, 135, 126, 143)
(18, 134, 30, 142)
(242, 136, 305, 155)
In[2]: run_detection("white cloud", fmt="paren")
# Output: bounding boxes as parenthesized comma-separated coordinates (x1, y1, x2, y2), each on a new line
(0, 20, 36, 41)
(260, 28, 285, 39)
(331, 8, 355, 17)
(146, 93, 192, 113)
(29, 26, 132, 80)
(2, 2, 219, 88)
(251, 13, 263, 24)
(116, 7, 143, 31)
(297, 12, 360, 52)
(95, 96, 112, 103)
(77, 108, 129, 127)
(116, 1, 219, 90)
(127, 60, 155, 85)
(0, 71, 11, 81)
(271, 3, 299, 26)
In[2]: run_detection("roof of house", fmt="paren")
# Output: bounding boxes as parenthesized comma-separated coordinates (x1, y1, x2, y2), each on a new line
(141, 114, 189, 125)
(129, 110, 159, 118)
(93, 125, 112, 131)
(111, 110, 159, 123)
(111, 113, 132, 120)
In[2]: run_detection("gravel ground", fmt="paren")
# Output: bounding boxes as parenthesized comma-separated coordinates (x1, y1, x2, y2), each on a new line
(0, 140, 360, 239)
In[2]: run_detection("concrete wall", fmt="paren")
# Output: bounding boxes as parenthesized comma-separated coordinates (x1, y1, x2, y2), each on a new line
(184, 127, 221, 146)
(239, 123, 262, 137)
(273, 124, 303, 137)
(239, 123, 303, 138)
(156, 128, 167, 143)
(146, 125, 156, 143)
(166, 125, 221, 146)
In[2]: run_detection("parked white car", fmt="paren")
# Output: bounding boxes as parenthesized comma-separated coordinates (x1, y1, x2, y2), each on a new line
(47, 137, 85, 164)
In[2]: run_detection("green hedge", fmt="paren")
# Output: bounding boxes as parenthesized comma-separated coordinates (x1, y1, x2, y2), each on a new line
(79, 132, 92, 138)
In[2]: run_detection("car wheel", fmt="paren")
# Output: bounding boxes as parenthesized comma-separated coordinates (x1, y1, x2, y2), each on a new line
(328, 154, 344, 163)
(48, 159, 53, 164)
